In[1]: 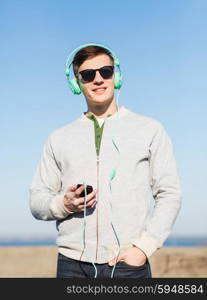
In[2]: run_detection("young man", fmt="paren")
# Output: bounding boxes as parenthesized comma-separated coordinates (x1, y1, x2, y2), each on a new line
(29, 44, 182, 278)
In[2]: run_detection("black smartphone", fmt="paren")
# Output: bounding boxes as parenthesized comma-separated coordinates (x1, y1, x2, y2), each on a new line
(77, 184, 93, 197)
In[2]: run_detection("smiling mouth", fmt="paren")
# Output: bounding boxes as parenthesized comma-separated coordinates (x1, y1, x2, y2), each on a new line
(92, 87, 107, 94)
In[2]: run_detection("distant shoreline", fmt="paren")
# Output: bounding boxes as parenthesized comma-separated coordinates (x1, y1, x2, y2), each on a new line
(0, 236, 206, 247)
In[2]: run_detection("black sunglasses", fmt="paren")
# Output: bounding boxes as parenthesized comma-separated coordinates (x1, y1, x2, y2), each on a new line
(78, 65, 114, 83)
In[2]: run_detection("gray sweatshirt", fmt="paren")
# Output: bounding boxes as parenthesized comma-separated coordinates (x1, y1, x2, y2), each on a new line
(29, 106, 182, 263)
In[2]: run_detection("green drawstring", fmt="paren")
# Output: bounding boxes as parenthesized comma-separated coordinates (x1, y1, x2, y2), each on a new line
(81, 181, 98, 278)
(108, 138, 121, 278)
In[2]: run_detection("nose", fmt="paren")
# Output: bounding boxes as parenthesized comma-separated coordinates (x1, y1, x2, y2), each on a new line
(93, 70, 104, 84)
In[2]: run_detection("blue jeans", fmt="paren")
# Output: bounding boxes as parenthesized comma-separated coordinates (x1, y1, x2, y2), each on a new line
(56, 253, 152, 278)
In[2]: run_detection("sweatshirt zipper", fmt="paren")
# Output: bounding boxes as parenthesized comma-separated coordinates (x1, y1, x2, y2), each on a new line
(95, 154, 100, 262)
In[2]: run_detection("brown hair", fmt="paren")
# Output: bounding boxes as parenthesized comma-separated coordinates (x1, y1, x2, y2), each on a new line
(72, 46, 114, 77)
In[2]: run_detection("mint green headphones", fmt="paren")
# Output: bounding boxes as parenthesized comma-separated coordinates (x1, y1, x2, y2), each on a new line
(65, 43, 123, 95)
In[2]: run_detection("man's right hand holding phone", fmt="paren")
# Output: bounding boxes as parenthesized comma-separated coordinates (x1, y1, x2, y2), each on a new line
(63, 184, 97, 214)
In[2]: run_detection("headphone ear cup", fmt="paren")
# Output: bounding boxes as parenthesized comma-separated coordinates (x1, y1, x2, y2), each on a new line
(114, 72, 122, 89)
(68, 78, 82, 95)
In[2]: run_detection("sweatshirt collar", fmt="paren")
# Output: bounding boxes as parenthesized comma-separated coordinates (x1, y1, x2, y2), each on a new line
(79, 106, 129, 122)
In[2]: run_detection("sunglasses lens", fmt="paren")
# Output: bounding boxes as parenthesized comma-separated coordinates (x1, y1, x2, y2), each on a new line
(80, 70, 96, 82)
(79, 66, 114, 82)
(99, 66, 114, 79)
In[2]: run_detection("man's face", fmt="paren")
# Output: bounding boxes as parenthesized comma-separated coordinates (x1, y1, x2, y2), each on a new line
(77, 54, 115, 107)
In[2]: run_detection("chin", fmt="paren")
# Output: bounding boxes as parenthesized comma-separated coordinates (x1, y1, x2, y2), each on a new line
(95, 100, 112, 108)
(91, 94, 113, 104)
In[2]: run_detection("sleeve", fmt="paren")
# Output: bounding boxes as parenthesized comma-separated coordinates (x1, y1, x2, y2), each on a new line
(29, 134, 71, 220)
(131, 122, 182, 258)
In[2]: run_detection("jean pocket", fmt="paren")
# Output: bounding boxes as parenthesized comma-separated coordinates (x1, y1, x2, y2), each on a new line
(117, 258, 149, 269)
(112, 260, 151, 278)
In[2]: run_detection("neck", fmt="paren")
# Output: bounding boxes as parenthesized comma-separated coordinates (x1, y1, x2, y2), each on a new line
(85, 99, 119, 118)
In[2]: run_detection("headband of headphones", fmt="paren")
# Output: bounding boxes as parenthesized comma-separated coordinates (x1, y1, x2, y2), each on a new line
(65, 43, 122, 94)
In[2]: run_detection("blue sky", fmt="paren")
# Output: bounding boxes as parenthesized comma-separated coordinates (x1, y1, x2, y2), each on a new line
(0, 0, 206, 239)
